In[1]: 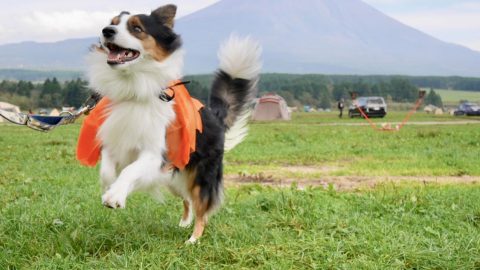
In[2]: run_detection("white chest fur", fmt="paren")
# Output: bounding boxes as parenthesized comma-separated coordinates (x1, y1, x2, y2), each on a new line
(99, 100, 175, 167)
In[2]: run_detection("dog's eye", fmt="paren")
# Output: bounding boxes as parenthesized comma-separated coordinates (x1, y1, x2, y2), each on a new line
(133, 26, 143, 33)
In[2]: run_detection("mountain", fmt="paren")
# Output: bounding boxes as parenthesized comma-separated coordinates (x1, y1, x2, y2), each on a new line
(176, 0, 480, 76)
(1, 0, 480, 76)
(0, 37, 96, 70)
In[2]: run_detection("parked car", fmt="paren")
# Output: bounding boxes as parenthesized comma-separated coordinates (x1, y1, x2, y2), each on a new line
(454, 102, 480, 116)
(349, 96, 387, 118)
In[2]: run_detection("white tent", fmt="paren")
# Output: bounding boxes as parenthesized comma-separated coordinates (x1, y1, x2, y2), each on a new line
(424, 104, 438, 114)
(0, 102, 21, 123)
(49, 108, 60, 116)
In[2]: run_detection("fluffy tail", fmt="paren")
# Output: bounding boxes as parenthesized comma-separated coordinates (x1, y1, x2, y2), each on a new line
(209, 35, 262, 151)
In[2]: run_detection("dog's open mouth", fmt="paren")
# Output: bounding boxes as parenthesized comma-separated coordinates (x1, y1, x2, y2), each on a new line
(105, 43, 140, 65)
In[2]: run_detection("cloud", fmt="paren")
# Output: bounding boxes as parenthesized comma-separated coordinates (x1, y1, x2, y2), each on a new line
(22, 11, 115, 39)
(0, 0, 220, 44)
(0, 9, 115, 43)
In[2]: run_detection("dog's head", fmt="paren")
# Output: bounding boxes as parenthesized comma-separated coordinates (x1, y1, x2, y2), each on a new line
(99, 4, 181, 68)
(87, 5, 184, 102)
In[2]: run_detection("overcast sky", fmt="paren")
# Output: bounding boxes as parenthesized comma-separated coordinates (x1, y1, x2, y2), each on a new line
(0, 0, 479, 52)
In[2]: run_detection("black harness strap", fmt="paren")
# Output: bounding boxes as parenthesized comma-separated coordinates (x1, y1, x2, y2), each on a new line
(159, 81, 191, 102)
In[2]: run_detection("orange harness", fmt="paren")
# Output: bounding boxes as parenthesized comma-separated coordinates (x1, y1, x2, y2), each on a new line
(76, 81, 204, 169)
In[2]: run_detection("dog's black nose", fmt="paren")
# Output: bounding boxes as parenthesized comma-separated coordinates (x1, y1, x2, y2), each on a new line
(102, 27, 117, 39)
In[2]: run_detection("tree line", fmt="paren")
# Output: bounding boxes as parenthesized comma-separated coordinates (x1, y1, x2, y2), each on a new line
(0, 75, 446, 111)
(2, 69, 480, 92)
(185, 74, 445, 109)
(0, 78, 89, 111)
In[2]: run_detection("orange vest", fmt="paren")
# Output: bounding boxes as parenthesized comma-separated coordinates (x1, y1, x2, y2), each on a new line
(76, 81, 203, 169)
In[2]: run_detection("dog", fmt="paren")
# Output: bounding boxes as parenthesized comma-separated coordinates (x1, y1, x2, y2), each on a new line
(83, 4, 261, 243)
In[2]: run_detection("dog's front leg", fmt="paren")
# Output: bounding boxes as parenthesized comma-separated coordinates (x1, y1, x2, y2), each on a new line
(100, 149, 117, 192)
(101, 152, 169, 208)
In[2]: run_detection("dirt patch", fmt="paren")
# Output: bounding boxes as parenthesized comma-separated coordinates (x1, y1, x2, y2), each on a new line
(231, 165, 342, 185)
(224, 175, 480, 191)
(277, 165, 340, 174)
(252, 165, 341, 177)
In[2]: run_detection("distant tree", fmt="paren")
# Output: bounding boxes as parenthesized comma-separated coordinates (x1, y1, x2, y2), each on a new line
(64, 79, 89, 108)
(278, 90, 295, 106)
(39, 77, 63, 107)
(389, 78, 418, 102)
(319, 92, 331, 109)
(16, 80, 34, 96)
(425, 88, 443, 107)
(332, 82, 352, 100)
(299, 92, 314, 106)
(353, 79, 372, 96)
(29, 90, 41, 110)
(187, 80, 209, 104)
(0, 80, 17, 94)
(311, 83, 328, 100)
(41, 78, 62, 96)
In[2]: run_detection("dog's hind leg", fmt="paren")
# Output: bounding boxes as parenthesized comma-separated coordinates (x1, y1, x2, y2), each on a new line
(186, 185, 209, 244)
(102, 152, 170, 209)
(185, 162, 224, 244)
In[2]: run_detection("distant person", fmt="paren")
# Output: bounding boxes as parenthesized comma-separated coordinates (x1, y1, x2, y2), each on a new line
(337, 98, 345, 118)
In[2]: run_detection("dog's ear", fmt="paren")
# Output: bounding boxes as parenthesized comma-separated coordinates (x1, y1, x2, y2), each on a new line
(152, 4, 177, 28)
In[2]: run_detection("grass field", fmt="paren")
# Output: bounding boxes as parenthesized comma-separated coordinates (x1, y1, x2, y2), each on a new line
(427, 89, 480, 105)
(1, 113, 479, 269)
(226, 112, 480, 178)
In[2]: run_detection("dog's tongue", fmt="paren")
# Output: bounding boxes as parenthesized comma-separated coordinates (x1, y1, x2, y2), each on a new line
(108, 49, 128, 63)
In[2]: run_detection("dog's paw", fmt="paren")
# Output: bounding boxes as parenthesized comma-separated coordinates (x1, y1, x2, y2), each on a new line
(101, 188, 127, 209)
(185, 236, 198, 245)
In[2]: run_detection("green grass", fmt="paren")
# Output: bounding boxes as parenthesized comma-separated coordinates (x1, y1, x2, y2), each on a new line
(1, 179, 479, 269)
(1, 113, 480, 269)
(430, 89, 480, 105)
(226, 113, 480, 177)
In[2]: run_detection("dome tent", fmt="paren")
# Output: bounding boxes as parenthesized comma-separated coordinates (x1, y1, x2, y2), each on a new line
(252, 94, 291, 121)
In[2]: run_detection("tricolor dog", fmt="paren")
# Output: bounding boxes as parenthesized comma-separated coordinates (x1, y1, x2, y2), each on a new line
(80, 4, 261, 243)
